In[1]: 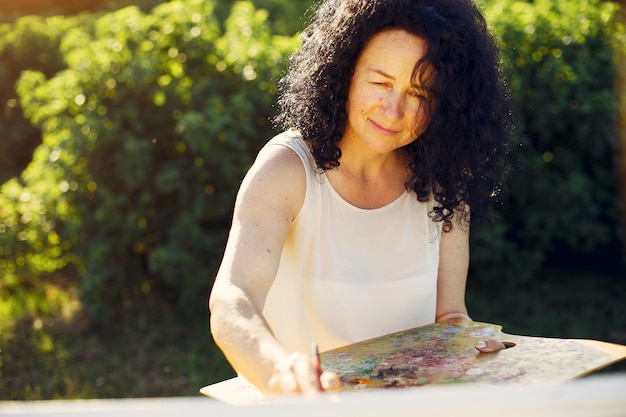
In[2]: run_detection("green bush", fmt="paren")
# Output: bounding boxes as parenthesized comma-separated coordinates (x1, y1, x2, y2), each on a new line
(469, 0, 625, 287)
(0, 0, 168, 23)
(214, 0, 313, 35)
(1, 0, 623, 324)
(10, 0, 297, 320)
(0, 16, 74, 184)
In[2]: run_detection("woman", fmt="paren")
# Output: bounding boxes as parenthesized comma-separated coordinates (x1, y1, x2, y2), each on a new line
(209, 0, 511, 396)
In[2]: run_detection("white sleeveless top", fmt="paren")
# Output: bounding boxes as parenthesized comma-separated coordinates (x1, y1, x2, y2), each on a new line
(262, 131, 441, 353)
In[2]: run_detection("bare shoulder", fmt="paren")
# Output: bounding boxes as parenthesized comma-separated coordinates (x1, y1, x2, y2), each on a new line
(213, 141, 308, 301)
(236, 141, 307, 224)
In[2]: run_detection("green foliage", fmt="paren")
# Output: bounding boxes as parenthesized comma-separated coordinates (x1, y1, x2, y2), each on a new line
(0, 273, 233, 399)
(1, 0, 624, 323)
(214, 0, 314, 35)
(0, 15, 73, 184)
(1, 0, 625, 401)
(469, 0, 625, 286)
(0, 0, 168, 23)
(9, 0, 298, 320)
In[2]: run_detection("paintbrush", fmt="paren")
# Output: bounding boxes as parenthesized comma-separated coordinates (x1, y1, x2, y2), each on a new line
(312, 342, 324, 391)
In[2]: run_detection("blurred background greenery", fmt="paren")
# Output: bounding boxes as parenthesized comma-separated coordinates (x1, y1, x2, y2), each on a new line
(0, 0, 624, 400)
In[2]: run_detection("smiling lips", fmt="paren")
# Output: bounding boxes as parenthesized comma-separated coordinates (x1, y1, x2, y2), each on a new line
(369, 119, 400, 135)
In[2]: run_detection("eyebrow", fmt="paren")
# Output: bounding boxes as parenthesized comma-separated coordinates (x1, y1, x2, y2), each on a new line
(366, 67, 426, 94)
(366, 68, 395, 80)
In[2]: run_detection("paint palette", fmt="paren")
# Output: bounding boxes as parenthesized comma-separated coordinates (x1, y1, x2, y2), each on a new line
(321, 319, 626, 389)
(200, 320, 626, 404)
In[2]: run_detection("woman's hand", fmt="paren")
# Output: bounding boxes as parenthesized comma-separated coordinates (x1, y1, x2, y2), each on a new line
(474, 339, 506, 353)
(435, 312, 507, 354)
(267, 352, 341, 396)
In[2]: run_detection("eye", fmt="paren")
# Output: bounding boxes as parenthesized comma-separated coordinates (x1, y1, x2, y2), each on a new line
(408, 90, 427, 100)
(369, 80, 391, 88)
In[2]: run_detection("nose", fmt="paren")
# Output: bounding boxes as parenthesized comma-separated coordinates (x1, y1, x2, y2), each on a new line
(380, 92, 405, 120)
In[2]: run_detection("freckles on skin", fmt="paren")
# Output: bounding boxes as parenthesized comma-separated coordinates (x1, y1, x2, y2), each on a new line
(343, 29, 430, 153)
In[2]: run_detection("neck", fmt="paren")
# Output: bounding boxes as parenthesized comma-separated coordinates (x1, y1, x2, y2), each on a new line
(336, 137, 410, 183)
(325, 141, 411, 209)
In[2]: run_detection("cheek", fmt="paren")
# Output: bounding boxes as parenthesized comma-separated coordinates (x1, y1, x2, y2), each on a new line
(350, 92, 381, 116)
(346, 93, 365, 118)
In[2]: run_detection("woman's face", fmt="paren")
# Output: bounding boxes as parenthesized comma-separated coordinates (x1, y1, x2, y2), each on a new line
(343, 29, 429, 155)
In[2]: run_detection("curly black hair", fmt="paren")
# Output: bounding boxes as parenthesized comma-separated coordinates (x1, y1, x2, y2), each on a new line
(274, 0, 512, 231)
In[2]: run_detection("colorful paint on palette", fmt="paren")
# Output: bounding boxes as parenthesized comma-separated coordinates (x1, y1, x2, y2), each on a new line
(319, 320, 625, 390)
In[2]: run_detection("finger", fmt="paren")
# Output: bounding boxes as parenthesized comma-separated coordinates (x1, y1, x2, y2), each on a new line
(268, 371, 299, 394)
(320, 371, 342, 391)
(475, 339, 506, 353)
(267, 369, 298, 394)
(292, 356, 321, 395)
(267, 354, 301, 394)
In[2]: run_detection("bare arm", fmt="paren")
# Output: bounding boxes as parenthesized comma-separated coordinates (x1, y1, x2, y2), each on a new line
(435, 218, 471, 323)
(209, 145, 338, 394)
(435, 217, 505, 353)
